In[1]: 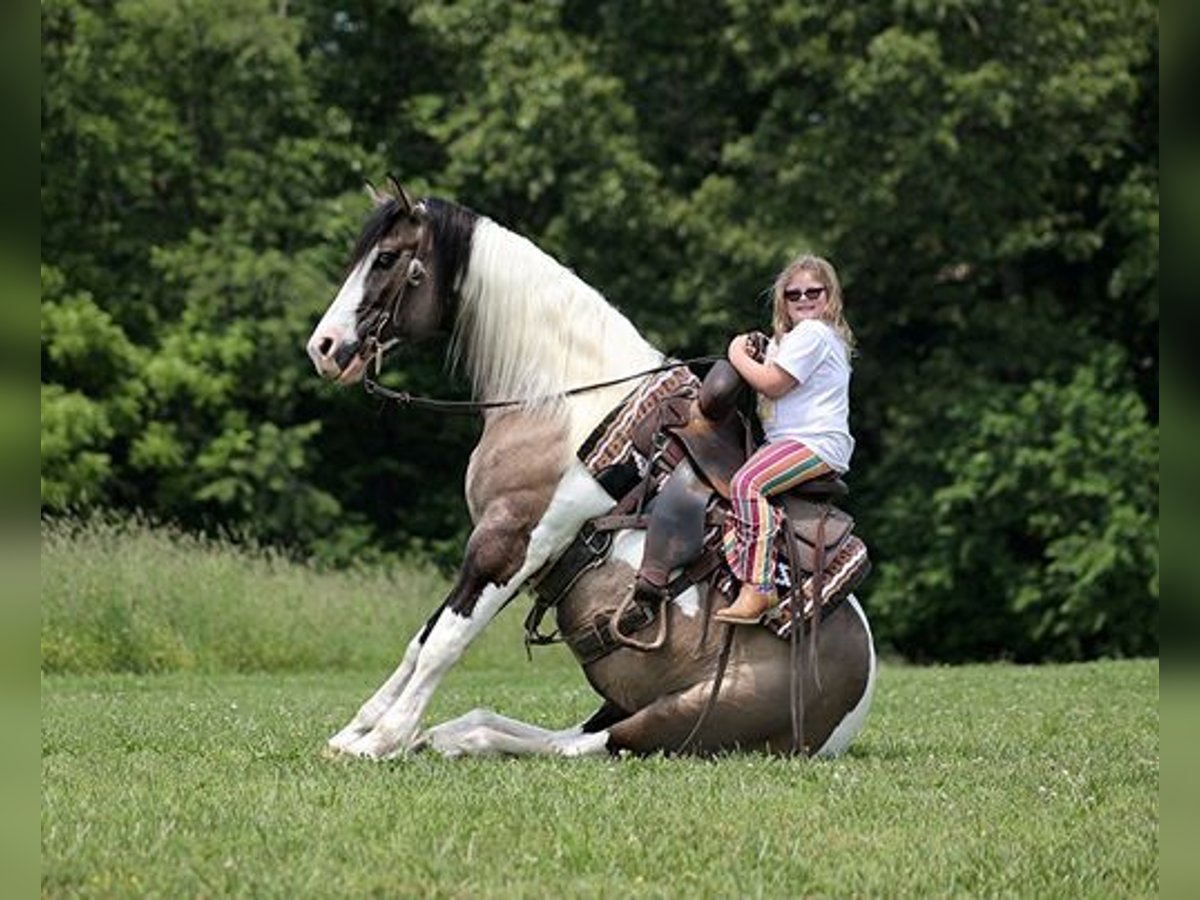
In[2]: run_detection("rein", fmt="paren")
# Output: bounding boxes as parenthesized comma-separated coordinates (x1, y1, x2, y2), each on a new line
(362, 356, 723, 414)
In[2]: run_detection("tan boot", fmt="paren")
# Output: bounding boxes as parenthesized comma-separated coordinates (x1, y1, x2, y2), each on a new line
(714, 584, 775, 625)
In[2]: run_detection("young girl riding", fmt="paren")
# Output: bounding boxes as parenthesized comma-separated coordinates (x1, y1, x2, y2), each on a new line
(715, 254, 856, 625)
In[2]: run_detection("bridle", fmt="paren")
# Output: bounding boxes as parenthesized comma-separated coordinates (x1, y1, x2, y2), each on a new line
(356, 199, 435, 377)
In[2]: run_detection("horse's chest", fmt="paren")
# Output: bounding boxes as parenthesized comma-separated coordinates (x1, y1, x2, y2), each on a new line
(464, 412, 571, 524)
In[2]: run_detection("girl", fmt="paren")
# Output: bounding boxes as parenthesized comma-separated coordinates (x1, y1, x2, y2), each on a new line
(715, 254, 856, 625)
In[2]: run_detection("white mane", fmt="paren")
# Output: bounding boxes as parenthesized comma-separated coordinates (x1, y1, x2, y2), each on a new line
(451, 218, 664, 445)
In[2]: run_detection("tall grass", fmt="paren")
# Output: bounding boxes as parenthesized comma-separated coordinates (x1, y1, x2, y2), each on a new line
(41, 517, 452, 674)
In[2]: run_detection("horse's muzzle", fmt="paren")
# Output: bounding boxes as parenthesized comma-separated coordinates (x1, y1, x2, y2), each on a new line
(306, 329, 364, 382)
(333, 339, 362, 371)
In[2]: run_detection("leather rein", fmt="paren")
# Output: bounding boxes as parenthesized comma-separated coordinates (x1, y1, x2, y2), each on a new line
(363, 356, 723, 414)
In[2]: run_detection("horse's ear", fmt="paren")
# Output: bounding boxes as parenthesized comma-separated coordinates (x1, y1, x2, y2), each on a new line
(387, 173, 415, 214)
(364, 180, 389, 208)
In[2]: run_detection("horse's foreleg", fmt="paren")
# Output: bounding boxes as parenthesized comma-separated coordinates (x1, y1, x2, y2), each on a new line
(340, 504, 548, 759)
(341, 462, 612, 759)
(326, 496, 533, 757)
(342, 571, 524, 758)
(327, 506, 523, 753)
(326, 605, 443, 753)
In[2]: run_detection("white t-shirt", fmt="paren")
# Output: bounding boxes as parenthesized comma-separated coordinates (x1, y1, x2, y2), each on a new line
(756, 320, 854, 473)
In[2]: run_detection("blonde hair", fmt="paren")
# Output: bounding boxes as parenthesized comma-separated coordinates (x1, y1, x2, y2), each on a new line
(770, 254, 856, 353)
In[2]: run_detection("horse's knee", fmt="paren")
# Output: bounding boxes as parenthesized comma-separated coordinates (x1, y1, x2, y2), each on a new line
(447, 518, 532, 617)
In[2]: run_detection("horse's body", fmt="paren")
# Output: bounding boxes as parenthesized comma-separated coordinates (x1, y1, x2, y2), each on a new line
(306, 187, 875, 758)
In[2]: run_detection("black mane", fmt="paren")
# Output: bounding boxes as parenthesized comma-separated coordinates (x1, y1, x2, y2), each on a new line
(424, 197, 478, 301)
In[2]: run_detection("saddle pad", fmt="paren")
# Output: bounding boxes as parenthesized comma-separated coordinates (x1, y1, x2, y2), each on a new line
(577, 365, 700, 476)
(767, 535, 870, 639)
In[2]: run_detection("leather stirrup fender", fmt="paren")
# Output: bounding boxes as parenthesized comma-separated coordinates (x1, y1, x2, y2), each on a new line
(637, 457, 712, 591)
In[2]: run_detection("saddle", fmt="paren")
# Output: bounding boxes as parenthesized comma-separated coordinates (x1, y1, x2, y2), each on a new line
(527, 360, 869, 664)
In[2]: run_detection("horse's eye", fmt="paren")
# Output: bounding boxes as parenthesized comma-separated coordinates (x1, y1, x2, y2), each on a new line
(374, 250, 399, 270)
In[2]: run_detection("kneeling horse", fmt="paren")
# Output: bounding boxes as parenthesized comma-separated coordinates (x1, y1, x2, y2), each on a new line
(305, 183, 876, 759)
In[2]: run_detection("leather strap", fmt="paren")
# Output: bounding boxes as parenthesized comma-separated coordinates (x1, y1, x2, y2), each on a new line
(809, 504, 829, 693)
(673, 622, 736, 755)
(524, 522, 614, 646)
(783, 516, 807, 754)
(564, 548, 723, 665)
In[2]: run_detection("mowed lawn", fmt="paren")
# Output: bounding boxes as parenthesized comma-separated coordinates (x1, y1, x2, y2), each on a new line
(41, 521, 1158, 896)
(42, 659, 1157, 897)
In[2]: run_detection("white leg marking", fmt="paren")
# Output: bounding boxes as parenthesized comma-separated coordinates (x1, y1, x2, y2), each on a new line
(814, 595, 877, 758)
(551, 730, 610, 758)
(346, 463, 614, 759)
(327, 634, 422, 752)
(421, 708, 609, 758)
(421, 709, 582, 757)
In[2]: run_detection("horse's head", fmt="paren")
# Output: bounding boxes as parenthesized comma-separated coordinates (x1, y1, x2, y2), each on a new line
(307, 180, 453, 384)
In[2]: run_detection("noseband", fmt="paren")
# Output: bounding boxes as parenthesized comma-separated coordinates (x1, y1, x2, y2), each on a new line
(358, 201, 434, 374)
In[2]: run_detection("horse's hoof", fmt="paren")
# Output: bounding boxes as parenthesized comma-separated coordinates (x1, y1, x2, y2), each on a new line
(320, 742, 350, 761)
(328, 723, 370, 751)
(343, 732, 396, 760)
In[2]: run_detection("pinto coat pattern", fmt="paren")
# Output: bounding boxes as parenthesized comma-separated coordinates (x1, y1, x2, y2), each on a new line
(306, 186, 876, 759)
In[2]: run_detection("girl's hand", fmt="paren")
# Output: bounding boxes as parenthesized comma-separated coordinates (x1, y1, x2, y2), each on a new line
(745, 331, 768, 361)
(727, 331, 796, 399)
(729, 332, 768, 363)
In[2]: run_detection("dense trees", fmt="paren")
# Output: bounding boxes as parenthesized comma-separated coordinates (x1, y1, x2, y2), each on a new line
(42, 0, 1158, 660)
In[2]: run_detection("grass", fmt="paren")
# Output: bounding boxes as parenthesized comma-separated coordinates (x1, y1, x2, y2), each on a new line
(41, 516, 448, 674)
(41, 519, 1159, 896)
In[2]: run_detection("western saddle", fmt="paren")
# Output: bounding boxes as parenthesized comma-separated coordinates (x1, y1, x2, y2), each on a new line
(527, 359, 867, 665)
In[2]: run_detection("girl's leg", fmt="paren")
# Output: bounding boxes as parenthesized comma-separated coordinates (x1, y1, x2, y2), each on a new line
(719, 440, 831, 622)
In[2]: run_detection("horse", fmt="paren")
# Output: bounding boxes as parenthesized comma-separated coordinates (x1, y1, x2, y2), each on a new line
(305, 183, 876, 759)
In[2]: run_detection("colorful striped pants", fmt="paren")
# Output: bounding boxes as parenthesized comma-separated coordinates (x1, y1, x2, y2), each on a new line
(721, 439, 833, 591)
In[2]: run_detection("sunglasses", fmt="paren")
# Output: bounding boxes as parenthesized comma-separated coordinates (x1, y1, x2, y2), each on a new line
(784, 286, 827, 302)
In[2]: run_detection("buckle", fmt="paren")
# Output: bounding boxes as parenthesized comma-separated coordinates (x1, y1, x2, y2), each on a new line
(579, 522, 613, 557)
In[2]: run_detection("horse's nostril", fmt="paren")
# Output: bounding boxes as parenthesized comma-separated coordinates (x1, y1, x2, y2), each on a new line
(318, 337, 334, 357)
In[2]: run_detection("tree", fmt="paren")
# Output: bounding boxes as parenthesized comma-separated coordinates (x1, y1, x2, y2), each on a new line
(42, 0, 382, 554)
(42, 0, 1158, 657)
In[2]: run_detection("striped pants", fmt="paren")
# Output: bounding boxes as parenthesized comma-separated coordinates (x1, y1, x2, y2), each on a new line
(721, 439, 833, 591)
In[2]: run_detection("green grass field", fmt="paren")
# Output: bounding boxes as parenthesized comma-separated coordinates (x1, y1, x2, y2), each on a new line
(42, 520, 1159, 897)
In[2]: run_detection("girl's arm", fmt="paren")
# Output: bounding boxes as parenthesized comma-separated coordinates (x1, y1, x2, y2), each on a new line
(727, 333, 798, 399)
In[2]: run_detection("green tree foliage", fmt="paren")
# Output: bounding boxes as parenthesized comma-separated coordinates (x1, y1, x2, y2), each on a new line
(42, 0, 1158, 659)
(870, 347, 1157, 661)
(42, 0, 384, 551)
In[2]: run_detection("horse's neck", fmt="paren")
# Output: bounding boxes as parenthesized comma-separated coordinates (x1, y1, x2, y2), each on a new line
(455, 219, 663, 447)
